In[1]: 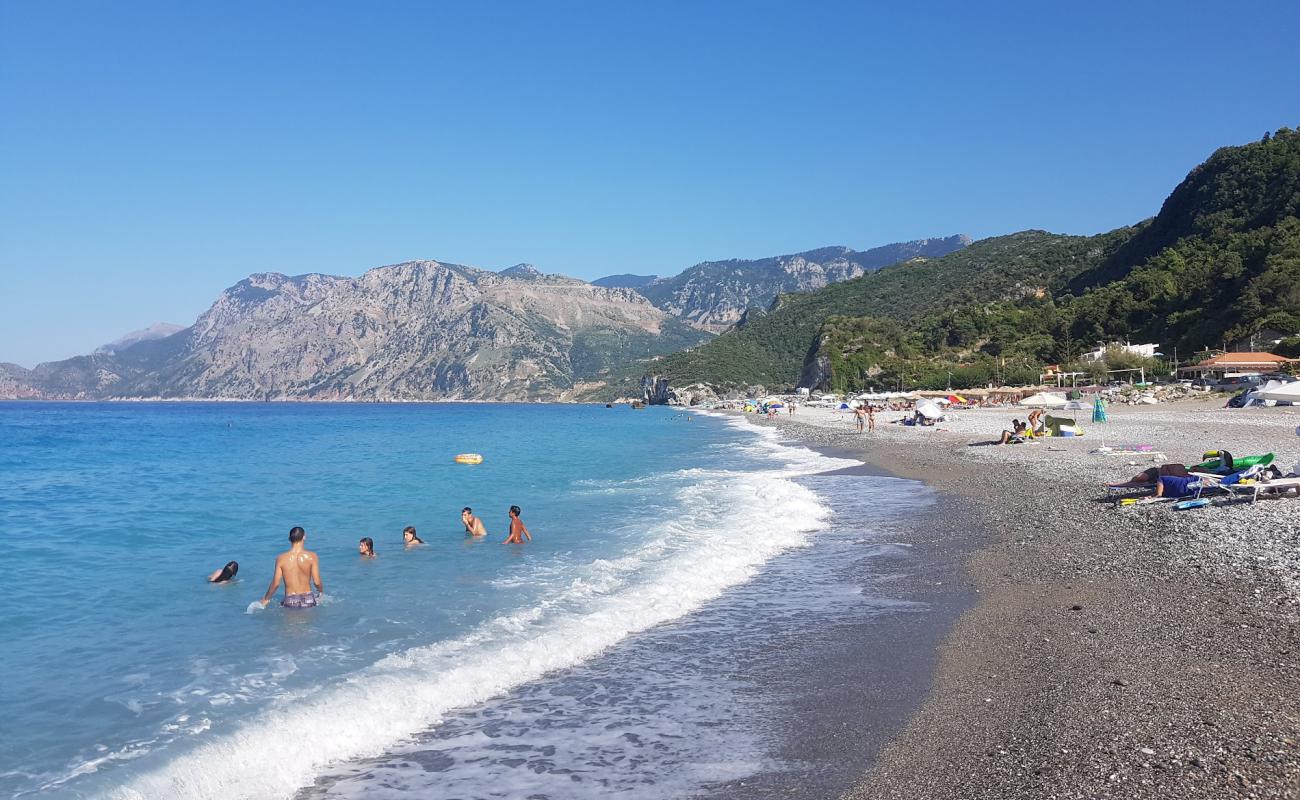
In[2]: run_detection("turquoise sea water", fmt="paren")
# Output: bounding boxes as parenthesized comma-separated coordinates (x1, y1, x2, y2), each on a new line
(0, 403, 921, 799)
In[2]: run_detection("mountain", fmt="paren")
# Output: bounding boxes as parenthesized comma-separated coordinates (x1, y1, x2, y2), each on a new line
(8, 261, 710, 401)
(592, 274, 659, 289)
(651, 229, 1133, 389)
(94, 322, 186, 355)
(634, 236, 970, 331)
(654, 128, 1300, 394)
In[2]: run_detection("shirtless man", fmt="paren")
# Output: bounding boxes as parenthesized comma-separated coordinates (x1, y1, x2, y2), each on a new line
(461, 507, 488, 537)
(259, 526, 324, 608)
(503, 505, 532, 544)
(853, 405, 866, 433)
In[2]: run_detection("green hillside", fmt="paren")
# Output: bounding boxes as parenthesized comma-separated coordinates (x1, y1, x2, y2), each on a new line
(652, 128, 1300, 394)
(656, 227, 1135, 387)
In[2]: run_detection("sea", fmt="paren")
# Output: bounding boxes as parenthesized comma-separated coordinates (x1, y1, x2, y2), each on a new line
(0, 402, 935, 799)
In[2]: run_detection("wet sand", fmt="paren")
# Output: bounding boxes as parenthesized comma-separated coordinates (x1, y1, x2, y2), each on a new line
(708, 457, 979, 798)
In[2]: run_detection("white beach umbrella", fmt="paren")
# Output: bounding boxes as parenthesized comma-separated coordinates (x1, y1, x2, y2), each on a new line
(915, 399, 944, 419)
(1017, 392, 1069, 408)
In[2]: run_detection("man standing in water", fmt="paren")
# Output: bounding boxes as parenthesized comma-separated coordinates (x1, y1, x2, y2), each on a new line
(259, 526, 324, 608)
(503, 506, 532, 544)
(461, 507, 488, 537)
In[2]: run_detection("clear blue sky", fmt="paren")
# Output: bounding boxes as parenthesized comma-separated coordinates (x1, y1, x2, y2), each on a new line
(2, 1, 1298, 366)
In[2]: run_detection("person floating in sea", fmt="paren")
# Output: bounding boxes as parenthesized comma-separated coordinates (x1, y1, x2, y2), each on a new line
(461, 507, 488, 537)
(503, 505, 532, 544)
(259, 527, 323, 608)
(208, 561, 238, 583)
(403, 526, 425, 547)
(854, 404, 866, 433)
(358, 537, 376, 558)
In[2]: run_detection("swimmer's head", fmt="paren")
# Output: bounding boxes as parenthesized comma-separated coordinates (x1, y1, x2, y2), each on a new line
(402, 526, 421, 543)
(359, 537, 374, 556)
(289, 526, 306, 543)
(462, 507, 472, 516)
(215, 561, 239, 582)
(509, 505, 521, 517)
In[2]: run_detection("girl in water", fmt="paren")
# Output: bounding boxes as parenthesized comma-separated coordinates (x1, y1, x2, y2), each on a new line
(358, 537, 376, 558)
(402, 526, 425, 547)
(208, 561, 239, 583)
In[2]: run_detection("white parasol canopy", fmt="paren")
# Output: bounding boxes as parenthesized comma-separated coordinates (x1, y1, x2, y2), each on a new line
(1017, 392, 1069, 408)
(915, 399, 944, 419)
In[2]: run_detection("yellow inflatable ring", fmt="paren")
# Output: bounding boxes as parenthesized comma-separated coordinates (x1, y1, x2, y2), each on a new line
(454, 453, 484, 464)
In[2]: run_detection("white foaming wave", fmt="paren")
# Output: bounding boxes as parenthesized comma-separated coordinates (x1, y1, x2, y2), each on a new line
(108, 420, 842, 800)
(706, 411, 860, 476)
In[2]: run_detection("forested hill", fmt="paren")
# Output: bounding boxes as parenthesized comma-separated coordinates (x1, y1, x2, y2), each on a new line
(656, 229, 1135, 387)
(654, 128, 1300, 393)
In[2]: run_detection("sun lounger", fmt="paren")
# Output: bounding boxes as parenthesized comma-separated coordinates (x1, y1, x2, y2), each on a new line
(1212, 474, 1300, 503)
(1187, 465, 1266, 500)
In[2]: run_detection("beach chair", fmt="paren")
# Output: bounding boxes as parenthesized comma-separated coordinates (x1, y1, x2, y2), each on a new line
(1217, 473, 1300, 503)
(1187, 465, 1265, 500)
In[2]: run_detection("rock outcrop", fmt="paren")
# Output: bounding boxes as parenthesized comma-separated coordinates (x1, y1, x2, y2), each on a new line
(12, 261, 710, 401)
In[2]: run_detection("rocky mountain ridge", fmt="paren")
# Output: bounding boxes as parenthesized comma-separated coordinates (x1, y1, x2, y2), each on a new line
(5, 234, 969, 401)
(632, 235, 970, 331)
(94, 322, 186, 355)
(7, 260, 709, 401)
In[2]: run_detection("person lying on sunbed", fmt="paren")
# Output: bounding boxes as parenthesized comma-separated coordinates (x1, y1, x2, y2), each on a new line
(1107, 463, 1190, 488)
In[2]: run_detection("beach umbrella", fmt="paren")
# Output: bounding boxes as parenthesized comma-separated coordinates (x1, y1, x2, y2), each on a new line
(947, 394, 967, 404)
(915, 399, 944, 419)
(1017, 392, 1068, 409)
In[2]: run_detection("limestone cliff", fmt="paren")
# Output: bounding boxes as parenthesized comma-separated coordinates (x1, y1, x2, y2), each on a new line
(13, 260, 710, 401)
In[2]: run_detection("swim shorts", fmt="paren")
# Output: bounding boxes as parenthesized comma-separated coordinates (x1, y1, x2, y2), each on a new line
(281, 592, 318, 608)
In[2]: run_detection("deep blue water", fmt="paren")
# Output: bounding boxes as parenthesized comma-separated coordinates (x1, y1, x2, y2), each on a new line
(0, 402, 900, 799)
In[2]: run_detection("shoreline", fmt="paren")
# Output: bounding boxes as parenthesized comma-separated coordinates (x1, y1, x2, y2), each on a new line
(734, 403, 1300, 799)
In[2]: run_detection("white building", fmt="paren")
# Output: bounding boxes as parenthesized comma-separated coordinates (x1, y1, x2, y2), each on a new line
(1081, 342, 1160, 362)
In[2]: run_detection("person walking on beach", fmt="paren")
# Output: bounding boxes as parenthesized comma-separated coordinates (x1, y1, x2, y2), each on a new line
(259, 526, 323, 608)
(461, 507, 488, 537)
(854, 404, 866, 433)
(866, 404, 876, 433)
(503, 506, 532, 544)
(403, 526, 425, 547)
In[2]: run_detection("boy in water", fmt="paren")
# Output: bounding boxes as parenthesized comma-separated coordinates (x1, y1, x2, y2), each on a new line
(259, 526, 323, 608)
(461, 507, 488, 537)
(503, 505, 532, 544)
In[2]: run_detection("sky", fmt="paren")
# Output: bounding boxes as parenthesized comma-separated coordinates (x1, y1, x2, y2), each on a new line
(2, 1, 1298, 366)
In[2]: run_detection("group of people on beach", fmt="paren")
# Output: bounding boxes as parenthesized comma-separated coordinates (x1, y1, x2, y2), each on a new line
(997, 409, 1045, 444)
(853, 403, 877, 433)
(207, 506, 534, 609)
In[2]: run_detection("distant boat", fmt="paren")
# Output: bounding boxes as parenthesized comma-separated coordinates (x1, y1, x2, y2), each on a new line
(631, 401, 646, 409)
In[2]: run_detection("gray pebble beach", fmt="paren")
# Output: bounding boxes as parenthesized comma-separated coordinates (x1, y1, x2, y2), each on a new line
(739, 398, 1300, 799)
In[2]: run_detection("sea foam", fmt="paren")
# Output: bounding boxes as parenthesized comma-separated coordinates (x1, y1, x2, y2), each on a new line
(110, 417, 855, 800)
